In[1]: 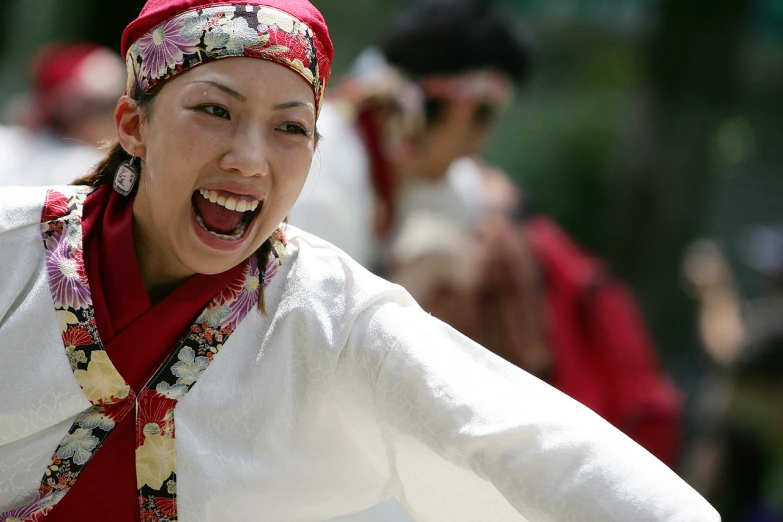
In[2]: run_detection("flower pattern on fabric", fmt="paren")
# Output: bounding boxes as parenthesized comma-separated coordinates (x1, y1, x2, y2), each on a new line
(40, 191, 69, 222)
(205, 15, 260, 56)
(0, 490, 64, 522)
(136, 395, 176, 445)
(0, 187, 288, 522)
(56, 429, 99, 466)
(73, 351, 132, 404)
(137, 16, 200, 81)
(56, 310, 79, 332)
(126, 4, 331, 115)
(136, 241, 285, 519)
(170, 347, 209, 385)
(46, 228, 90, 310)
(136, 433, 177, 491)
(1, 187, 142, 522)
(155, 382, 188, 401)
(76, 408, 118, 431)
(197, 304, 231, 329)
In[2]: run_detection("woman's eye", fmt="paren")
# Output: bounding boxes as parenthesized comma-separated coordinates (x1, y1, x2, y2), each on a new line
(199, 105, 230, 119)
(277, 123, 309, 136)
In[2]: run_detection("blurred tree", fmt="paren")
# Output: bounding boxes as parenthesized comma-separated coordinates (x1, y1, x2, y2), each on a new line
(607, 0, 753, 359)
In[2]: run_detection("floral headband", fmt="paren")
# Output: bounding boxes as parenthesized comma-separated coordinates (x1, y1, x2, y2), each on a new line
(125, 4, 331, 115)
(418, 70, 514, 108)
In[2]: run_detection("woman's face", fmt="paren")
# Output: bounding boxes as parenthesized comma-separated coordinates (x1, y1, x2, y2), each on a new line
(132, 58, 316, 277)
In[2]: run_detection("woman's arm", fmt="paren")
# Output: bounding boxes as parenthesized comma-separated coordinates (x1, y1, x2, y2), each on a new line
(342, 296, 719, 522)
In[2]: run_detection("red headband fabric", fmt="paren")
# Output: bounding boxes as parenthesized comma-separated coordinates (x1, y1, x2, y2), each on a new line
(121, 0, 333, 114)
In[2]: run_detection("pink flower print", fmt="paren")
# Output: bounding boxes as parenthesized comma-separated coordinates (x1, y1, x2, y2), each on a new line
(138, 16, 200, 81)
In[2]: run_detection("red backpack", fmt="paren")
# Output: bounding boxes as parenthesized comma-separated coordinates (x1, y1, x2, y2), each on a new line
(525, 215, 682, 467)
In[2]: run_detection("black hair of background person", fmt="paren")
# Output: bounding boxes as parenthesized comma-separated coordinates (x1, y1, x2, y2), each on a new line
(379, 0, 531, 83)
(379, 0, 531, 126)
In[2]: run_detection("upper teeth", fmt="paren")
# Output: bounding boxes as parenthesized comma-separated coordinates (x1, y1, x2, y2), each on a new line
(199, 189, 259, 212)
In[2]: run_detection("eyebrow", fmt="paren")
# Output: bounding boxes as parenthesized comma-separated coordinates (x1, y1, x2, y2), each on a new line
(273, 100, 312, 111)
(193, 80, 247, 102)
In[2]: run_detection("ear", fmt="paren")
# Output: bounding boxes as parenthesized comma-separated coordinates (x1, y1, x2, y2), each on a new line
(115, 95, 147, 158)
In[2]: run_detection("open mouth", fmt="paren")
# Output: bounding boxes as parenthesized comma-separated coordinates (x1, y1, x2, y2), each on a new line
(191, 188, 262, 241)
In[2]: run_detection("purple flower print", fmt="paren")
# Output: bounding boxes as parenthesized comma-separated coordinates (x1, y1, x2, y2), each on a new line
(0, 490, 55, 522)
(47, 238, 91, 310)
(218, 259, 261, 326)
(138, 17, 200, 81)
(1, 500, 40, 521)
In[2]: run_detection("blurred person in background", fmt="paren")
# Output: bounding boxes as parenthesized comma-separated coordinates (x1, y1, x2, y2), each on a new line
(683, 234, 783, 521)
(0, 42, 125, 187)
(289, 46, 421, 271)
(379, 0, 554, 381)
(291, 0, 681, 469)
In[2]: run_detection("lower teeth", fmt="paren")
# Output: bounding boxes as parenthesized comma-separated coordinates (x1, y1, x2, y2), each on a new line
(195, 213, 246, 239)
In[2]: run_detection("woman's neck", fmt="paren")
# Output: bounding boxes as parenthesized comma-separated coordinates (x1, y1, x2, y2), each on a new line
(132, 200, 194, 304)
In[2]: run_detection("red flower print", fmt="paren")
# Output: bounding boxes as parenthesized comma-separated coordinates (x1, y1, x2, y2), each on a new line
(156, 496, 178, 517)
(261, 27, 311, 68)
(70, 248, 89, 286)
(103, 400, 133, 423)
(136, 394, 177, 447)
(62, 327, 93, 348)
(191, 324, 203, 333)
(47, 221, 65, 235)
(214, 277, 244, 306)
(42, 191, 69, 222)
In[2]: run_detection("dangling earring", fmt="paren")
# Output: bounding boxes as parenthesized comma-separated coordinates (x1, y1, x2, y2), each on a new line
(113, 152, 138, 196)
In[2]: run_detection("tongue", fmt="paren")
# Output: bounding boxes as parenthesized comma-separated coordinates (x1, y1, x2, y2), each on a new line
(193, 194, 244, 234)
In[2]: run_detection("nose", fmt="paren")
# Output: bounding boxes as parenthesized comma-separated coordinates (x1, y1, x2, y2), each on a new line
(218, 125, 270, 178)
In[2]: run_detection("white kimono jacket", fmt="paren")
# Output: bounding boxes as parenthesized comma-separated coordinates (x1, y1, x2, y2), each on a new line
(0, 185, 719, 522)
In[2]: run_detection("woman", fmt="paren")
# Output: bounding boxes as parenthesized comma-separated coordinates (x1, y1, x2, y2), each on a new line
(0, 1, 718, 521)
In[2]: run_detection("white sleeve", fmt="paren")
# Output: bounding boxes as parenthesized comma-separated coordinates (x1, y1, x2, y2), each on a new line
(342, 297, 719, 522)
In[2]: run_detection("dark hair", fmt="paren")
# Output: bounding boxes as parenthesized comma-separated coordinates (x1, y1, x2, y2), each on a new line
(72, 87, 276, 313)
(380, 0, 532, 84)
